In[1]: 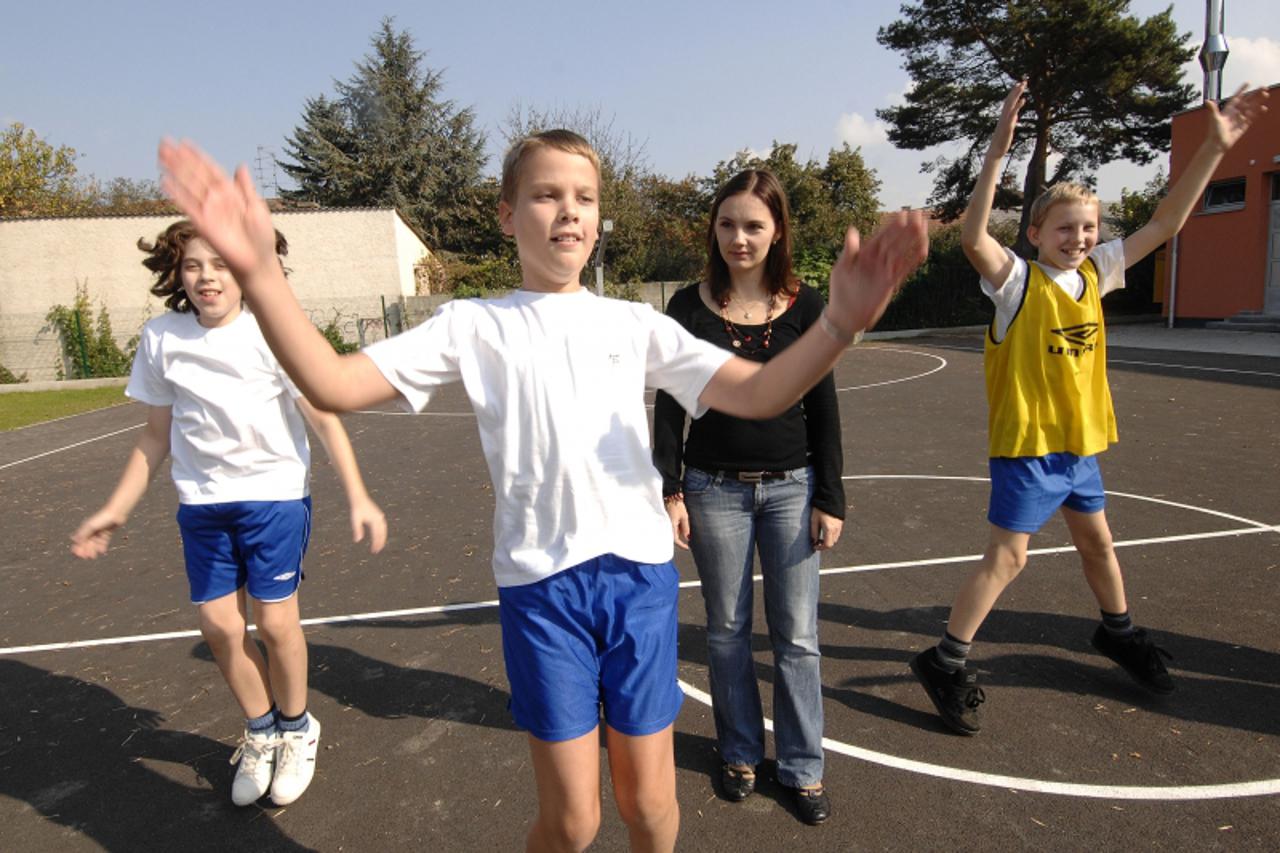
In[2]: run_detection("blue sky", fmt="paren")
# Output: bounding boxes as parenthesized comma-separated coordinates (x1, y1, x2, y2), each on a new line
(3, 1, 1277, 211)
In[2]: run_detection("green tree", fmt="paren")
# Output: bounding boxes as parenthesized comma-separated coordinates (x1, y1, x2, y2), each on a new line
(78, 176, 172, 216)
(279, 18, 489, 253)
(1106, 169, 1168, 310)
(877, 0, 1194, 253)
(0, 122, 81, 217)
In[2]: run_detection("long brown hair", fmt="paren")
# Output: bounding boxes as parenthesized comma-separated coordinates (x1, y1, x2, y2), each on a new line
(139, 220, 288, 313)
(705, 169, 798, 305)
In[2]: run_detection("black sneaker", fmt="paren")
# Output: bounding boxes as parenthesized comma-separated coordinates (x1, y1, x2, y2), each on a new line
(1091, 626, 1175, 694)
(910, 649, 985, 735)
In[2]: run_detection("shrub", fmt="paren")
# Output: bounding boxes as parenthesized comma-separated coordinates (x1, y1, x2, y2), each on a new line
(44, 283, 139, 379)
(315, 312, 360, 354)
(0, 362, 27, 384)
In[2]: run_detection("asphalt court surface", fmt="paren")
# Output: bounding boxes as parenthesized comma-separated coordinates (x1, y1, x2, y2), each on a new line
(1, 330, 1277, 851)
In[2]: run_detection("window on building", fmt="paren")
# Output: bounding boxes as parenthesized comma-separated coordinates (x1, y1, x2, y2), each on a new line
(1203, 178, 1246, 211)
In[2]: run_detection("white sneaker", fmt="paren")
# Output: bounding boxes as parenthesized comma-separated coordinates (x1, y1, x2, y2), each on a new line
(270, 715, 320, 805)
(230, 727, 279, 806)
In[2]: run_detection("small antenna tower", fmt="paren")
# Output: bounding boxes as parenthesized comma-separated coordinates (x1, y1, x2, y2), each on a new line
(255, 146, 281, 198)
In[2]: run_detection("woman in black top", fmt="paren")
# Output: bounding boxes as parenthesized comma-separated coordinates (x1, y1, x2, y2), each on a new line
(652, 169, 844, 825)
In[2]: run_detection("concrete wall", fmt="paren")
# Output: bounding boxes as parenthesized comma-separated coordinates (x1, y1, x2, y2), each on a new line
(0, 208, 431, 381)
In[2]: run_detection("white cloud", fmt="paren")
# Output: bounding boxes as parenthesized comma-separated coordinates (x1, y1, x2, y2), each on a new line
(1226, 36, 1280, 90)
(1181, 35, 1280, 97)
(836, 112, 890, 147)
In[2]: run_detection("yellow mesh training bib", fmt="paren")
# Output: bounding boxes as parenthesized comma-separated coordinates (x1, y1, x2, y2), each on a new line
(984, 258, 1117, 458)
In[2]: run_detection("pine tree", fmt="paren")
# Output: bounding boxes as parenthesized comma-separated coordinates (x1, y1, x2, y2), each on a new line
(279, 18, 488, 252)
(876, 0, 1194, 253)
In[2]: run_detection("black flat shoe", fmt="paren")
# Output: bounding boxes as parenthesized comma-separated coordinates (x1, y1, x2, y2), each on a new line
(720, 764, 756, 802)
(791, 784, 831, 825)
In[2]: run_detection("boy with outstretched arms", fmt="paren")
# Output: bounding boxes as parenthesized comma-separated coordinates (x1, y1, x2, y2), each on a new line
(910, 80, 1268, 736)
(159, 129, 926, 851)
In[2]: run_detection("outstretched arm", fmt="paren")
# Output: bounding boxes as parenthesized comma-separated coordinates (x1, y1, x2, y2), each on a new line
(71, 405, 172, 559)
(1123, 84, 1270, 266)
(158, 140, 398, 412)
(699, 210, 928, 419)
(297, 399, 388, 554)
(961, 80, 1027, 287)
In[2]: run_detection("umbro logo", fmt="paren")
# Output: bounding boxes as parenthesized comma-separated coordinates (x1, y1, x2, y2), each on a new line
(1047, 323, 1098, 358)
(1051, 323, 1099, 346)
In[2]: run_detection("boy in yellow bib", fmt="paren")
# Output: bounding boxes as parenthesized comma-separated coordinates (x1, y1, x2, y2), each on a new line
(911, 79, 1268, 735)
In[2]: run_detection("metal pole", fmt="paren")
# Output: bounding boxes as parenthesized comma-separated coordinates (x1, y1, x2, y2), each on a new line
(381, 294, 390, 339)
(1167, 234, 1180, 329)
(595, 220, 614, 297)
(1200, 0, 1229, 104)
(72, 308, 91, 378)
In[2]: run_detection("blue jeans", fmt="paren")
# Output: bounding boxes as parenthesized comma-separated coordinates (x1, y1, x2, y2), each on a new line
(683, 465, 823, 787)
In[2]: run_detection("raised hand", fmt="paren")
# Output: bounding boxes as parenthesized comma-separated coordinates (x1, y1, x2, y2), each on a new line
(158, 140, 279, 282)
(1208, 84, 1270, 152)
(989, 79, 1028, 159)
(826, 209, 929, 336)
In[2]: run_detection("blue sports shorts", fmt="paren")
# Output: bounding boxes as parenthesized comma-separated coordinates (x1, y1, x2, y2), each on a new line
(497, 554, 684, 742)
(176, 497, 312, 604)
(988, 453, 1105, 533)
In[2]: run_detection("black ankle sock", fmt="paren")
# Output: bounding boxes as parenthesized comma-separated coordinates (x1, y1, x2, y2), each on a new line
(935, 632, 971, 673)
(1101, 609, 1135, 639)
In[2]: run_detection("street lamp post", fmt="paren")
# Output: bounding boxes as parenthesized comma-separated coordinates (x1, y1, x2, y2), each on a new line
(595, 219, 614, 297)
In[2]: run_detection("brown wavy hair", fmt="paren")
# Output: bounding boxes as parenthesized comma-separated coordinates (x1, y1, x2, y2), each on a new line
(139, 220, 288, 314)
(705, 169, 798, 306)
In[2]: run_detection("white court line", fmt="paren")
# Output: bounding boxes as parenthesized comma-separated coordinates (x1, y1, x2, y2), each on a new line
(4, 503, 1278, 799)
(676, 679, 1280, 800)
(1, 346, 941, 467)
(0, 424, 143, 471)
(836, 346, 947, 391)
(922, 342, 1280, 379)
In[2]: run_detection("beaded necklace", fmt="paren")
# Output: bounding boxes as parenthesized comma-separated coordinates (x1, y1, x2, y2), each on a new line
(718, 293, 774, 355)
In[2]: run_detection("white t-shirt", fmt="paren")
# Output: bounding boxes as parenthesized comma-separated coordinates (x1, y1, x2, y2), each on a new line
(982, 240, 1126, 341)
(127, 310, 310, 504)
(364, 288, 734, 588)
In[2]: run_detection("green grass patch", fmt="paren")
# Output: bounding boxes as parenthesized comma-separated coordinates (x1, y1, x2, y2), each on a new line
(0, 386, 134, 431)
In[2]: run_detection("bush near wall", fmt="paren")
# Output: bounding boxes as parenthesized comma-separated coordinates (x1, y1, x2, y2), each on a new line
(44, 284, 139, 379)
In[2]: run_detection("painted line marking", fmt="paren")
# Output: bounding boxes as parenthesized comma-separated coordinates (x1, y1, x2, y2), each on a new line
(4, 476, 1277, 801)
(0, 424, 144, 471)
(922, 342, 1280, 379)
(836, 346, 947, 391)
(676, 679, 1280, 800)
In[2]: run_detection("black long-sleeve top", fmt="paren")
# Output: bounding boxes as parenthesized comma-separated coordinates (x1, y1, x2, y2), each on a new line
(652, 282, 846, 520)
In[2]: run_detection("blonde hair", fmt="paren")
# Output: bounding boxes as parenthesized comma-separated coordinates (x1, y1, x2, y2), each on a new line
(1029, 183, 1100, 228)
(500, 129, 601, 204)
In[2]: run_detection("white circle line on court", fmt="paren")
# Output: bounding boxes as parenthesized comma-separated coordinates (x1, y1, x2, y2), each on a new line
(349, 345, 949, 419)
(676, 679, 1280, 800)
(0, 347, 939, 465)
(835, 346, 947, 392)
(6, 520, 1273, 660)
(6, 473, 1277, 798)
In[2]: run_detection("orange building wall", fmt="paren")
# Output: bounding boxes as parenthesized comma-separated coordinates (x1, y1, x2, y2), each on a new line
(1165, 82, 1279, 320)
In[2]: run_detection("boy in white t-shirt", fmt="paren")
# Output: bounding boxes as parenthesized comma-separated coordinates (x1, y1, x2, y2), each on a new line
(72, 220, 388, 807)
(910, 80, 1268, 737)
(157, 130, 927, 851)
